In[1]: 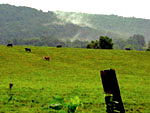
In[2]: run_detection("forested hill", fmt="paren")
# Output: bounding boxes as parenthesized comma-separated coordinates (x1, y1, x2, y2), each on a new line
(0, 4, 150, 42)
(55, 11, 150, 41)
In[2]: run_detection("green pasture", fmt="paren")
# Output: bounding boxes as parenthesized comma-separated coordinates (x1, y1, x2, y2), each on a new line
(0, 45, 150, 112)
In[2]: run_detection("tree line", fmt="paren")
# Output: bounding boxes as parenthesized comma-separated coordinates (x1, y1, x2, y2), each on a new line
(87, 34, 150, 50)
(0, 36, 88, 48)
(1, 33, 150, 50)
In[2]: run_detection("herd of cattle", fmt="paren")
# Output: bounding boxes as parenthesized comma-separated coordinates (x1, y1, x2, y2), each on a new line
(7, 43, 133, 51)
(6, 43, 63, 61)
(6, 43, 132, 61)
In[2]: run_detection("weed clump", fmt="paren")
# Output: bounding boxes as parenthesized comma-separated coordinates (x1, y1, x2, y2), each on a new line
(49, 95, 81, 113)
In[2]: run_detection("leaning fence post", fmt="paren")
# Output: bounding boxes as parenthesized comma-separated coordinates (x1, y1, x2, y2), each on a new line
(100, 69, 125, 113)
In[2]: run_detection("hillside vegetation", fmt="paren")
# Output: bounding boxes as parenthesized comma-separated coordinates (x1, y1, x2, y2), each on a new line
(0, 4, 150, 44)
(55, 11, 150, 40)
(0, 45, 150, 112)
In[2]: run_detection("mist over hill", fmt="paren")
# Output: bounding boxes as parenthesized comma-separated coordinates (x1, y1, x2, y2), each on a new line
(0, 4, 149, 44)
(55, 11, 150, 41)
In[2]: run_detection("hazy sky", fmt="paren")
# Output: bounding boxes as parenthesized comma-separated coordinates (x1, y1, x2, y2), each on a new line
(0, 0, 150, 19)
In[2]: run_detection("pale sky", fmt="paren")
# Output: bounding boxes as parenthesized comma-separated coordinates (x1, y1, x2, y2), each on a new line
(0, 0, 150, 19)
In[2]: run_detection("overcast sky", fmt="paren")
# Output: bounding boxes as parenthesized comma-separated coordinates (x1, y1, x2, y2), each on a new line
(0, 0, 150, 19)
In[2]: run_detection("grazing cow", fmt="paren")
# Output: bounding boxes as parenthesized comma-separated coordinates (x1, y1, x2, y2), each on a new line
(56, 45, 62, 48)
(7, 44, 13, 47)
(25, 48, 31, 52)
(43, 56, 50, 61)
(125, 48, 131, 50)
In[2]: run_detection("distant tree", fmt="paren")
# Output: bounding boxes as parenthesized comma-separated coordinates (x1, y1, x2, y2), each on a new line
(86, 40, 95, 49)
(93, 40, 99, 49)
(147, 40, 150, 49)
(86, 40, 99, 49)
(146, 40, 150, 51)
(86, 36, 113, 49)
(99, 36, 113, 49)
(127, 34, 145, 50)
(113, 38, 127, 49)
(86, 44, 91, 48)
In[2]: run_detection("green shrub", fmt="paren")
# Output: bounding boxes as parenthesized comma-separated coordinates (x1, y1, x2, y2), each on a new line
(49, 95, 81, 113)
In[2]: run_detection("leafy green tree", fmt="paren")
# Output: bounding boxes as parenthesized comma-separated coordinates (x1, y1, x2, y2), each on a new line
(93, 40, 99, 49)
(99, 36, 113, 49)
(86, 40, 99, 49)
(86, 36, 113, 49)
(86, 41, 95, 49)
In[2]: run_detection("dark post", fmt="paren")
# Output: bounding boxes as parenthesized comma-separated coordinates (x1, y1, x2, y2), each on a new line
(100, 69, 125, 113)
(9, 83, 13, 90)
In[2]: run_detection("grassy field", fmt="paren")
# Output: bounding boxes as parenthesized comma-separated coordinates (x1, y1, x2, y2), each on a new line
(0, 45, 150, 113)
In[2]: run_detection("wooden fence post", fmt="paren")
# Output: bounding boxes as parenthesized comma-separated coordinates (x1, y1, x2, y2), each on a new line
(100, 69, 125, 113)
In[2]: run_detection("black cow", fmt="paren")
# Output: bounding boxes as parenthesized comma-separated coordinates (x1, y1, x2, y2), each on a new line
(56, 45, 62, 48)
(125, 48, 131, 50)
(25, 48, 31, 52)
(7, 44, 13, 47)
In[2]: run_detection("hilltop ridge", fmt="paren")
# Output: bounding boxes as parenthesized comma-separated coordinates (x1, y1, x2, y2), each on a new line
(0, 4, 149, 43)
